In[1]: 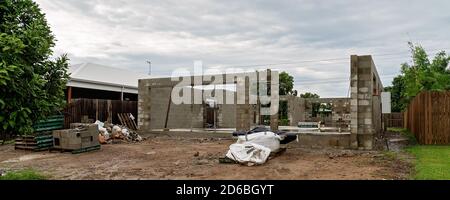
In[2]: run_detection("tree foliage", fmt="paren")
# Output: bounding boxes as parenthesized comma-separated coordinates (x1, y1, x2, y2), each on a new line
(0, 0, 69, 137)
(277, 71, 296, 121)
(384, 76, 407, 112)
(279, 71, 295, 95)
(385, 42, 450, 111)
(300, 92, 320, 98)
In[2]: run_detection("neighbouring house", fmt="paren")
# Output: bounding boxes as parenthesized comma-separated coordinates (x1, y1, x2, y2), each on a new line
(65, 63, 149, 102)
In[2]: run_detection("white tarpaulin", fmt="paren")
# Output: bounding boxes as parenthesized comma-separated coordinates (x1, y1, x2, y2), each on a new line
(226, 131, 281, 165)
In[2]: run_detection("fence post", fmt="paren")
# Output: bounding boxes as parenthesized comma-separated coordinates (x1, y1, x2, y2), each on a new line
(107, 100, 112, 123)
(95, 99, 99, 121)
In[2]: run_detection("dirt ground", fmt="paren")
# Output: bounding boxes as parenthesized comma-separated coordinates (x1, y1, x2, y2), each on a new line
(0, 133, 412, 180)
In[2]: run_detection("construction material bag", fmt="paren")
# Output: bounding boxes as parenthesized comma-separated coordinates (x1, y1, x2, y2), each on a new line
(226, 131, 282, 165)
(236, 131, 281, 152)
(226, 143, 271, 165)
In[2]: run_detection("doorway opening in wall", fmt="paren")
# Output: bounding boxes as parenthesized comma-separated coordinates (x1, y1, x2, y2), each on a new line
(192, 83, 238, 129)
(279, 100, 289, 126)
(205, 107, 216, 128)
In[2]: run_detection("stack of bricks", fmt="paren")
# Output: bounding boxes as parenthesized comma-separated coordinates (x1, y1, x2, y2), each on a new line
(53, 124, 99, 151)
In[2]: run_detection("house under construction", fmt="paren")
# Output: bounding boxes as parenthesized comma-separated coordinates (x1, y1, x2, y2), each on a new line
(137, 55, 384, 150)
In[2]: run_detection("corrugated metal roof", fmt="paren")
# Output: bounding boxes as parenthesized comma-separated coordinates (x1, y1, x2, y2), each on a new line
(68, 63, 149, 89)
(67, 63, 150, 94)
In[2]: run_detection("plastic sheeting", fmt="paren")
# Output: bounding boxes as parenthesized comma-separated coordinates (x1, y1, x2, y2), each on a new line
(226, 143, 271, 165)
(226, 131, 282, 165)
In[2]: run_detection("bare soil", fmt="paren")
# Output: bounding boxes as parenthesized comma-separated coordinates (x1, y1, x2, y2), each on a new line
(0, 133, 412, 180)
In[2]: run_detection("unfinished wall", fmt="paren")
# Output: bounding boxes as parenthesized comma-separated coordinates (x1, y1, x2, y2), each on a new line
(290, 133, 351, 149)
(280, 95, 305, 126)
(138, 71, 278, 131)
(204, 89, 237, 128)
(350, 55, 384, 150)
(304, 98, 351, 127)
(217, 104, 236, 128)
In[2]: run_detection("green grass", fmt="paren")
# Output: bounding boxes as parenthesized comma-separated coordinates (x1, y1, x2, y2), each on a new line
(382, 151, 399, 160)
(0, 139, 15, 145)
(406, 146, 450, 180)
(0, 169, 48, 180)
(387, 128, 450, 180)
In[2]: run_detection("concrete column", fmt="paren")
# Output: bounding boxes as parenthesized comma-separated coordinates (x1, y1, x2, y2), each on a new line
(270, 70, 279, 131)
(350, 55, 359, 149)
(351, 55, 378, 150)
(138, 79, 152, 130)
(235, 75, 251, 131)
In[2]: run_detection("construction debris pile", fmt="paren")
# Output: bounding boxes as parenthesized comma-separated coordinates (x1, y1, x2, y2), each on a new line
(94, 121, 143, 144)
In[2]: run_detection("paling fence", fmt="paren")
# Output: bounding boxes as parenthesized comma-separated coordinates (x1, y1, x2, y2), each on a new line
(63, 98, 137, 128)
(383, 112, 404, 128)
(404, 91, 450, 144)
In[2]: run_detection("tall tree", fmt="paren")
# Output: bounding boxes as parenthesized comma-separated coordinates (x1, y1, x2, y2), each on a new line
(277, 71, 295, 123)
(384, 76, 406, 112)
(385, 42, 450, 112)
(403, 42, 450, 97)
(0, 0, 69, 139)
(279, 71, 294, 95)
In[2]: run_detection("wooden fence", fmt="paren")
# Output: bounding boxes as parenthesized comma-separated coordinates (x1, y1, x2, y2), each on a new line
(383, 113, 404, 128)
(63, 99, 137, 128)
(404, 91, 450, 145)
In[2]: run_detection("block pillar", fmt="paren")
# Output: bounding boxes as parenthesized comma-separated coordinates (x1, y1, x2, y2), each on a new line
(270, 70, 279, 131)
(350, 55, 359, 149)
(351, 55, 376, 150)
(235, 75, 251, 131)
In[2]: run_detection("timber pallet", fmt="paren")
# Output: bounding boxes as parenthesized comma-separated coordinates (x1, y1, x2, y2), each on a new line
(33, 115, 64, 132)
(117, 113, 138, 130)
(72, 145, 101, 154)
(50, 145, 101, 154)
(15, 135, 54, 151)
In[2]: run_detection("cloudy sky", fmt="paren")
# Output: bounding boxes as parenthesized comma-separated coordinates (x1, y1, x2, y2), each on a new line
(35, 0, 450, 97)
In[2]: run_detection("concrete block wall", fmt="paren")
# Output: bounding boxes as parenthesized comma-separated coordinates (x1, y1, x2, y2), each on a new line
(217, 104, 236, 128)
(167, 103, 204, 129)
(350, 55, 383, 150)
(138, 79, 151, 130)
(204, 89, 237, 128)
(138, 70, 278, 131)
(235, 76, 251, 131)
(330, 99, 351, 128)
(290, 133, 351, 149)
(281, 95, 306, 126)
(304, 98, 351, 127)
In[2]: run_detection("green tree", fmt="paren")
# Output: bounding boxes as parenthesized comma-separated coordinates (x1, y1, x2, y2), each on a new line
(0, 0, 69, 140)
(403, 42, 450, 97)
(300, 92, 320, 98)
(385, 42, 450, 112)
(279, 71, 294, 95)
(277, 71, 295, 123)
(384, 76, 406, 112)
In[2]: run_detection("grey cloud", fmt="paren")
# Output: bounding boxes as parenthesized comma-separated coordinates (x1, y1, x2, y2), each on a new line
(36, 0, 450, 97)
